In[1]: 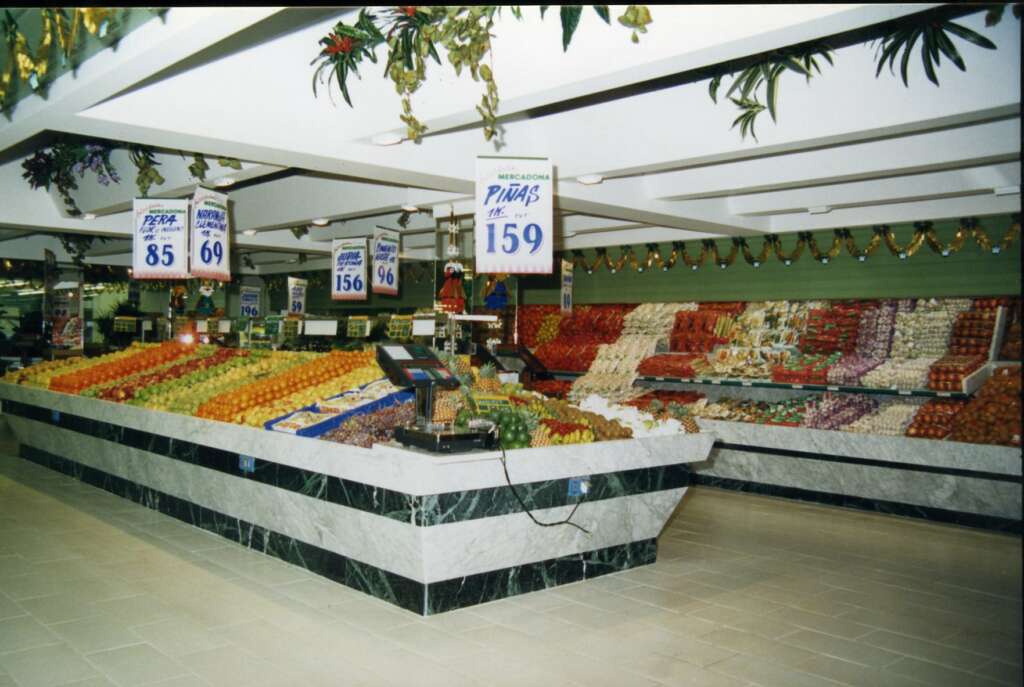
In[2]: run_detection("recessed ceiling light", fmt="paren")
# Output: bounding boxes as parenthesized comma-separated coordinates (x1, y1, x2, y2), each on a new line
(311, 218, 329, 226)
(577, 174, 603, 185)
(215, 177, 236, 187)
(401, 205, 419, 213)
(994, 186, 1020, 196)
(242, 229, 257, 236)
(808, 206, 831, 215)
(82, 213, 97, 220)
(372, 132, 404, 146)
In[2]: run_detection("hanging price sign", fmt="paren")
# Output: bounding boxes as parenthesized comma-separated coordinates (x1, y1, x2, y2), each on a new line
(372, 228, 400, 296)
(239, 286, 261, 318)
(332, 239, 368, 301)
(190, 188, 230, 281)
(133, 199, 190, 279)
(475, 156, 553, 274)
(560, 258, 573, 313)
(287, 277, 307, 315)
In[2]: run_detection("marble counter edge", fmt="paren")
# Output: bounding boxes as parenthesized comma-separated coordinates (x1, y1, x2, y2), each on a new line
(696, 418, 1021, 476)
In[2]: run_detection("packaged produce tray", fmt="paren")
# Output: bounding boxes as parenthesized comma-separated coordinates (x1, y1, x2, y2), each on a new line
(265, 381, 414, 438)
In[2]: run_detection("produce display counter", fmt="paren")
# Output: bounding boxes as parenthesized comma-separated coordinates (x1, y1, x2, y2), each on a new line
(691, 418, 1021, 532)
(0, 383, 713, 615)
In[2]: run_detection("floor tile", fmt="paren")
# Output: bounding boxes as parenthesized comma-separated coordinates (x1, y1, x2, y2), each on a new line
(709, 653, 838, 687)
(20, 592, 105, 626)
(0, 643, 100, 687)
(885, 656, 1005, 687)
(781, 629, 902, 669)
(49, 617, 144, 655)
(0, 615, 60, 654)
(85, 643, 189, 687)
(120, 618, 229, 658)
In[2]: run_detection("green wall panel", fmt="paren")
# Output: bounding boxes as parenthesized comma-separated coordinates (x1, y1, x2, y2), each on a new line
(520, 217, 1021, 305)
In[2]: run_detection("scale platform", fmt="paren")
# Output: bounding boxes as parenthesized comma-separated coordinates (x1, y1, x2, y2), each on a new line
(395, 425, 496, 453)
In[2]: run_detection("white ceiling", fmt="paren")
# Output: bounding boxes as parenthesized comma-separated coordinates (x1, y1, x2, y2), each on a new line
(0, 4, 1019, 275)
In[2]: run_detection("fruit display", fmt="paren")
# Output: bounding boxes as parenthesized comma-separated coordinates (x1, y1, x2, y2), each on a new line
(669, 309, 729, 353)
(772, 352, 842, 385)
(90, 348, 243, 403)
(50, 342, 196, 394)
(637, 354, 704, 379)
(949, 366, 1022, 446)
(533, 341, 599, 373)
(624, 389, 705, 417)
(240, 363, 384, 427)
(511, 393, 633, 441)
(571, 303, 684, 402)
(1000, 319, 1022, 360)
(927, 355, 984, 391)
(860, 357, 938, 391)
(517, 305, 559, 347)
(948, 310, 997, 357)
(688, 396, 810, 426)
(3, 347, 150, 389)
(799, 303, 863, 354)
(906, 398, 967, 439)
(522, 379, 573, 399)
(890, 298, 971, 359)
(320, 401, 416, 448)
(843, 398, 925, 436)
(802, 393, 877, 431)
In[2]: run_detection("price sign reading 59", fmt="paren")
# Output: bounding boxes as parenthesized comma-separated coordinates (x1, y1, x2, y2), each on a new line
(132, 199, 190, 280)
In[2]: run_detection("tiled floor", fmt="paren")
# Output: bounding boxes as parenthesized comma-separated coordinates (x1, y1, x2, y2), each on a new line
(0, 436, 1020, 687)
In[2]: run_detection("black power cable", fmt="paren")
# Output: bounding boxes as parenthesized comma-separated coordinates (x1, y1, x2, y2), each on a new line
(493, 425, 591, 535)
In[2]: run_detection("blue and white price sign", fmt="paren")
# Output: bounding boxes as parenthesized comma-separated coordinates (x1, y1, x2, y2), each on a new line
(132, 199, 190, 279)
(372, 228, 400, 296)
(287, 277, 307, 315)
(190, 188, 230, 282)
(332, 239, 368, 301)
(239, 286, 261, 318)
(561, 258, 573, 313)
(475, 156, 553, 274)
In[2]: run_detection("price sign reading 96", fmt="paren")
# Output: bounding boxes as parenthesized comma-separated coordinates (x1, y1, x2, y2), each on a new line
(132, 199, 190, 279)
(331, 238, 368, 301)
(190, 188, 230, 281)
(372, 228, 400, 296)
(475, 156, 553, 274)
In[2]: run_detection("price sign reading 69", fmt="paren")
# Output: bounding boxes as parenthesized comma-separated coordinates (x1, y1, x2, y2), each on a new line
(475, 156, 552, 274)
(132, 199, 190, 280)
(190, 188, 231, 282)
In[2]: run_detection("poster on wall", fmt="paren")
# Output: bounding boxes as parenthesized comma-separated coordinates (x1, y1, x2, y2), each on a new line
(560, 258, 573, 313)
(372, 228, 400, 296)
(132, 199, 190, 279)
(51, 285, 83, 350)
(332, 238, 368, 301)
(474, 156, 553, 274)
(239, 286, 261, 318)
(287, 277, 307, 316)
(190, 188, 230, 281)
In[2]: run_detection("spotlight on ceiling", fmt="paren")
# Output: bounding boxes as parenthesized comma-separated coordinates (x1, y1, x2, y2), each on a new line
(298, 253, 307, 264)
(397, 211, 412, 228)
(577, 174, 603, 185)
(994, 186, 1020, 196)
(311, 218, 330, 226)
(82, 213, 97, 220)
(401, 204, 419, 213)
(807, 206, 831, 215)
(242, 229, 257, 236)
(214, 177, 236, 188)
(290, 226, 309, 240)
(372, 132, 404, 146)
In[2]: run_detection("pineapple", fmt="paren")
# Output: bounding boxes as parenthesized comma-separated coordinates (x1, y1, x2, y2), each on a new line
(475, 362, 502, 394)
(681, 417, 700, 434)
(453, 355, 473, 377)
(530, 423, 553, 447)
(432, 389, 461, 424)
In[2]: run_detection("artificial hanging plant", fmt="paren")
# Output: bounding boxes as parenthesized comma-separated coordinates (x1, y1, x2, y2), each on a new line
(20, 138, 119, 216)
(311, 5, 653, 143)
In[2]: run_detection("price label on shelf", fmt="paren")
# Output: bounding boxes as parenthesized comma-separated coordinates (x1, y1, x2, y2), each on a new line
(937, 391, 952, 397)
(371, 228, 400, 296)
(132, 199, 190, 279)
(560, 258, 573, 313)
(711, 379, 722, 385)
(741, 381, 753, 387)
(239, 286, 261, 318)
(898, 390, 912, 396)
(792, 384, 804, 389)
(474, 156, 553, 274)
(287, 277, 307, 315)
(827, 385, 839, 391)
(332, 239, 368, 301)
(189, 188, 230, 281)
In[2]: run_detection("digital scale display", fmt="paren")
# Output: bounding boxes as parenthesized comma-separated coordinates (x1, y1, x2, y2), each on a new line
(377, 344, 459, 389)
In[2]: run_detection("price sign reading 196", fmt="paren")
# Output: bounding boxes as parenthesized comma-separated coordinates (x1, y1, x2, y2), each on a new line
(132, 199, 190, 280)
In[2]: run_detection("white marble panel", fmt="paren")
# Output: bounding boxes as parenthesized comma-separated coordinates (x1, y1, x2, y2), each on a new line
(6, 416, 427, 582)
(697, 418, 1021, 476)
(420, 489, 685, 583)
(701, 447, 1021, 520)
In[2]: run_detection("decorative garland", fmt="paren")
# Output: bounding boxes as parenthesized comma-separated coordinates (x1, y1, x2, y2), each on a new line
(312, 5, 652, 142)
(21, 135, 243, 215)
(1, 8, 166, 111)
(568, 216, 1021, 274)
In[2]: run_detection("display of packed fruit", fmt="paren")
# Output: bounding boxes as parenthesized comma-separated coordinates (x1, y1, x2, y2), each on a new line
(949, 366, 1022, 446)
(799, 303, 864, 354)
(927, 355, 984, 391)
(802, 393, 877, 431)
(906, 398, 967, 440)
(320, 401, 416, 448)
(637, 354, 704, 379)
(522, 378, 573, 399)
(772, 352, 842, 385)
(689, 397, 810, 426)
(948, 310, 997, 356)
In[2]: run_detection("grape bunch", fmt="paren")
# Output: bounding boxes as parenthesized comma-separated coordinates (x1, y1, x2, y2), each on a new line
(321, 402, 415, 448)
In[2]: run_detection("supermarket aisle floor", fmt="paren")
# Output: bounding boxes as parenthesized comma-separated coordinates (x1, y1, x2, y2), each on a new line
(0, 437, 1020, 687)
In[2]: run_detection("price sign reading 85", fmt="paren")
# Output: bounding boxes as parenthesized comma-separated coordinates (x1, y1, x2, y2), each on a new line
(475, 156, 553, 274)
(190, 188, 230, 281)
(132, 199, 190, 280)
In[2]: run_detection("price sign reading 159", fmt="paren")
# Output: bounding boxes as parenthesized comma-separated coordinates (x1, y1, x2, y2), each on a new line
(475, 157, 553, 275)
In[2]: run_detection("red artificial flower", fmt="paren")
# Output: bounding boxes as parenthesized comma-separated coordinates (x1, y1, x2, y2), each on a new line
(400, 6, 417, 17)
(326, 34, 354, 55)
